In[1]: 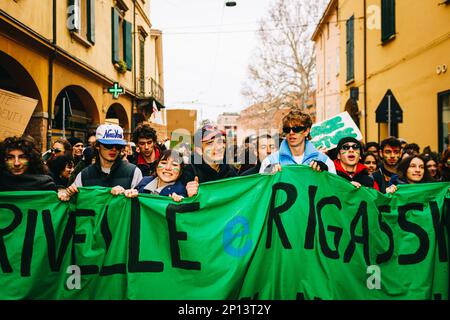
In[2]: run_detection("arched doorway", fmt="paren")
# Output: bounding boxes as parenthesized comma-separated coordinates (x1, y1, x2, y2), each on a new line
(53, 85, 99, 144)
(0, 51, 44, 148)
(106, 103, 129, 131)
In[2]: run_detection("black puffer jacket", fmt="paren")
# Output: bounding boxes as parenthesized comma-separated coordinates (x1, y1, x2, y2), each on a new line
(80, 160, 138, 188)
(0, 171, 57, 191)
(180, 153, 237, 184)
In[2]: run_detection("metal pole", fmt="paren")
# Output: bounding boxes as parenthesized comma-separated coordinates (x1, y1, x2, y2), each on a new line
(62, 97, 66, 139)
(387, 94, 391, 137)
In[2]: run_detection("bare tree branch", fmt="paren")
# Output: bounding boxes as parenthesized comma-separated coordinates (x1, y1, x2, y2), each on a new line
(241, 0, 327, 110)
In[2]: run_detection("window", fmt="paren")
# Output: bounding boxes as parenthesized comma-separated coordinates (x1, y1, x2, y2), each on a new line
(381, 0, 395, 43)
(346, 15, 354, 82)
(112, 7, 132, 71)
(438, 91, 450, 152)
(68, 0, 95, 44)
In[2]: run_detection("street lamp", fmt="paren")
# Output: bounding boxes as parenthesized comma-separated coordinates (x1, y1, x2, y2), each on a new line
(225, 1, 237, 7)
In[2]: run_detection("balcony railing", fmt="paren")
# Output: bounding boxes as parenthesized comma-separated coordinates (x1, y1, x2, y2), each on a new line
(137, 77, 164, 105)
(149, 77, 164, 104)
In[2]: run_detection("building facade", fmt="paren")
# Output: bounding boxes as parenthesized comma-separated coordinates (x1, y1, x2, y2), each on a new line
(314, 0, 449, 152)
(312, 0, 341, 123)
(0, 0, 164, 151)
(217, 112, 239, 138)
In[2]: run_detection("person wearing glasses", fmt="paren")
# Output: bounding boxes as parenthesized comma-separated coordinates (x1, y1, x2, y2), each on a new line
(259, 110, 336, 174)
(131, 123, 161, 177)
(180, 124, 237, 197)
(42, 139, 72, 163)
(333, 137, 379, 190)
(58, 124, 143, 201)
(0, 136, 57, 191)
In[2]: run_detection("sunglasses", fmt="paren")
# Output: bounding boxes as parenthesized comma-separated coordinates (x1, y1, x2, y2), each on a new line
(341, 143, 360, 151)
(282, 125, 307, 134)
(51, 148, 62, 154)
(101, 144, 124, 150)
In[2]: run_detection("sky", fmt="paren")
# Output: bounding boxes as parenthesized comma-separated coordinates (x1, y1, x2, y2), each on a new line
(150, 0, 274, 123)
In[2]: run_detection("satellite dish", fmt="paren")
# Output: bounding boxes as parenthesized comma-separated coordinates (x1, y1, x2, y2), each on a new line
(225, 1, 237, 7)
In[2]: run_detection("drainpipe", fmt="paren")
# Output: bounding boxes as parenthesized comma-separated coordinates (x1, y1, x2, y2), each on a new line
(46, 0, 57, 149)
(363, 0, 368, 142)
(131, 0, 137, 133)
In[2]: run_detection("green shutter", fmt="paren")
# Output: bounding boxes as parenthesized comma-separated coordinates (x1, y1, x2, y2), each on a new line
(123, 20, 133, 71)
(346, 16, 354, 82)
(381, 0, 396, 42)
(111, 8, 119, 64)
(87, 0, 95, 44)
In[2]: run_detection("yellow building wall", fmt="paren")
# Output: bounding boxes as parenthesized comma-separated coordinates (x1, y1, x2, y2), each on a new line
(338, 0, 367, 134)
(338, 0, 450, 150)
(0, 0, 53, 40)
(56, 0, 135, 92)
(0, 32, 49, 114)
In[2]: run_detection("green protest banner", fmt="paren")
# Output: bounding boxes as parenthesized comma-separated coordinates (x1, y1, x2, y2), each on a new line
(0, 166, 448, 299)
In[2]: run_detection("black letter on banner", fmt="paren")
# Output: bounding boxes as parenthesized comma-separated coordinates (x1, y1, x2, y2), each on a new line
(316, 196, 342, 259)
(344, 201, 370, 265)
(304, 186, 318, 250)
(166, 202, 201, 270)
(100, 206, 126, 275)
(398, 203, 429, 265)
(265, 183, 296, 249)
(42, 210, 75, 272)
(128, 198, 164, 272)
(71, 209, 99, 275)
(430, 201, 448, 262)
(376, 206, 394, 264)
(0, 204, 22, 273)
(21, 209, 38, 276)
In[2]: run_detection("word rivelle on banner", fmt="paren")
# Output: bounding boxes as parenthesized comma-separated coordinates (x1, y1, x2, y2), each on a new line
(310, 111, 363, 150)
(0, 166, 448, 299)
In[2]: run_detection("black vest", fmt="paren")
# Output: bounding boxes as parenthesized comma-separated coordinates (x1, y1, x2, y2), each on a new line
(81, 160, 137, 189)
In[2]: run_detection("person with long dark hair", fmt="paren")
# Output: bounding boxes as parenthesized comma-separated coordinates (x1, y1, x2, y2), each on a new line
(362, 152, 379, 175)
(0, 136, 56, 191)
(47, 155, 74, 189)
(386, 155, 433, 193)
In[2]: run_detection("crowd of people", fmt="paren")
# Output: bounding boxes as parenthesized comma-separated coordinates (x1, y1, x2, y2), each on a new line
(0, 110, 449, 201)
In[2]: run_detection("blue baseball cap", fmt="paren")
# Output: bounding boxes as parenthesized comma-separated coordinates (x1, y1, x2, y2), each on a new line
(96, 124, 127, 145)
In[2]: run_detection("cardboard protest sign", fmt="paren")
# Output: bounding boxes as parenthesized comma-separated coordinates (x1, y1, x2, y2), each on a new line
(0, 88, 38, 140)
(310, 111, 363, 150)
(0, 167, 449, 299)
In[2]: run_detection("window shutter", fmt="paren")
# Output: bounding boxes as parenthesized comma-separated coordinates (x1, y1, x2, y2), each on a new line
(123, 20, 133, 71)
(68, 0, 80, 31)
(346, 16, 354, 82)
(87, 0, 95, 44)
(111, 8, 119, 64)
(381, 0, 396, 42)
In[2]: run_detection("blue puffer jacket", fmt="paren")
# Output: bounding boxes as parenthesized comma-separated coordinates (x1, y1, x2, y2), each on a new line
(135, 175, 187, 197)
(265, 139, 329, 166)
